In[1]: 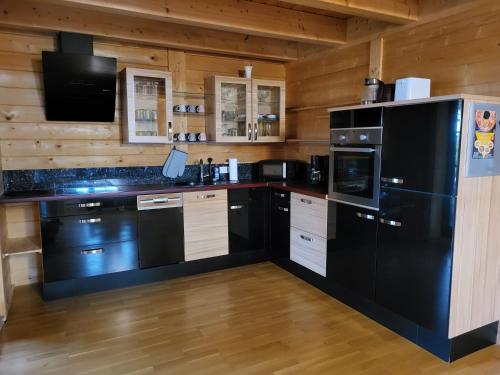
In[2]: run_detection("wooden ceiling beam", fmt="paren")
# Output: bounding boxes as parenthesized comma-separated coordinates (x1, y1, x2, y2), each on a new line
(44, 0, 347, 45)
(278, 0, 419, 24)
(0, 0, 299, 61)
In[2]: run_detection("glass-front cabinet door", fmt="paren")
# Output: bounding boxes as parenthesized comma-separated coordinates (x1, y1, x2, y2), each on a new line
(206, 76, 252, 143)
(252, 79, 285, 142)
(121, 68, 173, 144)
(205, 76, 285, 143)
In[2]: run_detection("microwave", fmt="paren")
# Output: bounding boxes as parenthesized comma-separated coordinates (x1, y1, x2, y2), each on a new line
(258, 160, 305, 181)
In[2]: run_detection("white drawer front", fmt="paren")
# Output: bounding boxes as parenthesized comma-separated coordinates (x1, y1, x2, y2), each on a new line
(291, 193, 327, 237)
(290, 227, 326, 277)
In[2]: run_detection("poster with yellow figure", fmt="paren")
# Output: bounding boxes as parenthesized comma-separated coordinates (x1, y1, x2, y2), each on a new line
(473, 109, 496, 159)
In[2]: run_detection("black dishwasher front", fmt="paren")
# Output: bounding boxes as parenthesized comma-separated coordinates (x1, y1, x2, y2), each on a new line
(137, 193, 185, 269)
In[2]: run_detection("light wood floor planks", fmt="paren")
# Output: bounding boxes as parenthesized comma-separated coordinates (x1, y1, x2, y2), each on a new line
(0, 262, 499, 374)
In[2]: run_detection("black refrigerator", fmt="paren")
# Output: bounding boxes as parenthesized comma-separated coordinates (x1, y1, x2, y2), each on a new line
(375, 99, 463, 337)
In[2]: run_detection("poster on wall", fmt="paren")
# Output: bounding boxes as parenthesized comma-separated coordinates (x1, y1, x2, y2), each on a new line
(472, 109, 496, 159)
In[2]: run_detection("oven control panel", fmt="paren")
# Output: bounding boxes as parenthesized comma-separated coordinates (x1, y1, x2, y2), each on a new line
(330, 127, 382, 145)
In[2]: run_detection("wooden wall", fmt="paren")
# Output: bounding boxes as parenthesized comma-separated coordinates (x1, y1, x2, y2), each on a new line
(382, 0, 500, 96)
(285, 0, 500, 161)
(285, 42, 370, 161)
(0, 29, 286, 170)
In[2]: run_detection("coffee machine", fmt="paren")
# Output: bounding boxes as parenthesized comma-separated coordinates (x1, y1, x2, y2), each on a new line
(309, 155, 329, 185)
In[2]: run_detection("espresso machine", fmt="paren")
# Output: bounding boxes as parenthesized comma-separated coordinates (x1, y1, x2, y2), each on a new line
(309, 155, 329, 185)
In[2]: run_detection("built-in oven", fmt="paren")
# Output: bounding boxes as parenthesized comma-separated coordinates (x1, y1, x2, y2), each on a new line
(328, 108, 383, 210)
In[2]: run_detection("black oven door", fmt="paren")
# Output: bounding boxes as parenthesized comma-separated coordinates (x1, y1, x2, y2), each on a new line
(328, 145, 381, 210)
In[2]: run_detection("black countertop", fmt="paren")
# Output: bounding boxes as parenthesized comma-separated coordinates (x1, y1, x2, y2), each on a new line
(0, 180, 328, 203)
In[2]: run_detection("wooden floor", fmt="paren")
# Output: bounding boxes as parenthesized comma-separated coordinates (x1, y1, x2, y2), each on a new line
(0, 262, 499, 374)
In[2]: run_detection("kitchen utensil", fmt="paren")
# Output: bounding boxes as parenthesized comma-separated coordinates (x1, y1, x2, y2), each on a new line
(361, 78, 382, 105)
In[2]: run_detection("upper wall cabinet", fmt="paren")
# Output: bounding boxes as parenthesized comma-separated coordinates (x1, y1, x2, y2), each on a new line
(120, 68, 173, 144)
(205, 76, 285, 143)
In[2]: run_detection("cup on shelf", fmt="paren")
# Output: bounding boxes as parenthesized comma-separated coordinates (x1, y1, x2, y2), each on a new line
(198, 132, 207, 141)
(186, 105, 197, 113)
(174, 132, 186, 142)
(188, 132, 197, 142)
(244, 65, 253, 78)
(196, 105, 205, 113)
(174, 104, 186, 113)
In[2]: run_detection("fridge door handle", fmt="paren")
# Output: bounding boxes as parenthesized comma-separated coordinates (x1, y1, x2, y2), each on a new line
(356, 212, 375, 221)
(381, 177, 404, 185)
(379, 218, 402, 227)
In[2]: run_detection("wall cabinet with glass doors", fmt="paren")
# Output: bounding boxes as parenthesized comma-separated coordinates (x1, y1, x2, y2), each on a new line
(120, 68, 173, 144)
(205, 76, 285, 143)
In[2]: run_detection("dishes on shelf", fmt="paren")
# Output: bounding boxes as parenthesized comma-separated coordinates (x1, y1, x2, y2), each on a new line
(173, 104, 205, 114)
(174, 132, 207, 142)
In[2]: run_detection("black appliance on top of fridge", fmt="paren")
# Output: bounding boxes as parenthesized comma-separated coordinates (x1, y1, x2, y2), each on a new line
(327, 99, 472, 361)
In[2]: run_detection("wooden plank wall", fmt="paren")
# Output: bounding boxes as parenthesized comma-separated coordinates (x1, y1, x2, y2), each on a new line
(382, 0, 500, 97)
(285, 42, 370, 161)
(0, 29, 286, 170)
(285, 0, 500, 161)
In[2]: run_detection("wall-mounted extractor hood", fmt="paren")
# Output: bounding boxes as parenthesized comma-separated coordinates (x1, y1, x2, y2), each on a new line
(42, 32, 117, 122)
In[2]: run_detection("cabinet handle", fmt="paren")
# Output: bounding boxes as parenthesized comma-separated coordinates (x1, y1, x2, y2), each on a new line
(78, 202, 101, 208)
(254, 123, 258, 141)
(248, 123, 252, 140)
(379, 218, 402, 227)
(381, 177, 404, 185)
(277, 206, 289, 212)
(300, 198, 312, 205)
(274, 192, 285, 198)
(79, 218, 102, 224)
(230, 205, 243, 210)
(198, 194, 216, 199)
(356, 212, 375, 221)
(168, 121, 173, 141)
(81, 248, 104, 255)
(300, 234, 313, 242)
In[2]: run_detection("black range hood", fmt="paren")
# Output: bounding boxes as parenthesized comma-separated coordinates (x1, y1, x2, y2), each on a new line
(42, 32, 117, 122)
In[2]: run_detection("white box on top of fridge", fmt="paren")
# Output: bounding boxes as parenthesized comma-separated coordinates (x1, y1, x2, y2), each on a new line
(394, 77, 431, 101)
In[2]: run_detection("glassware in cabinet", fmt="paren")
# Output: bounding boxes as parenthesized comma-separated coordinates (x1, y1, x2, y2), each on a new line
(205, 76, 285, 143)
(252, 79, 285, 142)
(205, 76, 253, 143)
(120, 68, 173, 144)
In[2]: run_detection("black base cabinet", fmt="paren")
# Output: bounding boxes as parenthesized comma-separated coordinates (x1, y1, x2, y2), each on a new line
(376, 188, 455, 337)
(327, 201, 377, 300)
(228, 188, 267, 254)
(41, 197, 139, 283)
(268, 189, 290, 259)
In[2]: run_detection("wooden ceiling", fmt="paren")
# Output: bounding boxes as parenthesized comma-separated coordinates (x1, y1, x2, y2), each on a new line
(0, 0, 440, 61)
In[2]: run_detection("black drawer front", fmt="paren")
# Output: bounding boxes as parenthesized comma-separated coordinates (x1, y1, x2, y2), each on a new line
(43, 241, 138, 282)
(40, 196, 137, 218)
(229, 187, 267, 202)
(270, 189, 290, 206)
(41, 210, 137, 249)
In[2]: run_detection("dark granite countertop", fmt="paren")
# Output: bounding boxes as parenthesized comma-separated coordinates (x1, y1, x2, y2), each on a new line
(0, 180, 328, 203)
